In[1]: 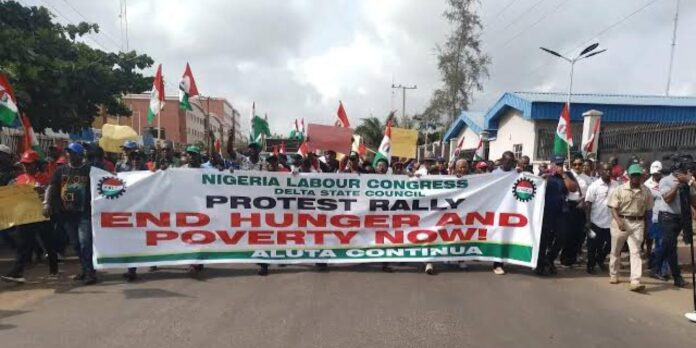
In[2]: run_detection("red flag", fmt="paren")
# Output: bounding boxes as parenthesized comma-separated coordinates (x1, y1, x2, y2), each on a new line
(583, 118, 601, 153)
(214, 138, 221, 153)
(181, 63, 199, 97)
(358, 143, 367, 156)
(335, 101, 350, 128)
(297, 141, 309, 157)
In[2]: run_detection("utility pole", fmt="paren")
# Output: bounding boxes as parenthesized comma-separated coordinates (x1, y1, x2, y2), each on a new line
(391, 83, 417, 119)
(666, 0, 681, 96)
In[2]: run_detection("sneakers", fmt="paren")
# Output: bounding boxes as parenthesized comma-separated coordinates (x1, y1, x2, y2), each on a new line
(674, 277, 689, 288)
(425, 263, 436, 275)
(630, 283, 645, 292)
(1, 274, 26, 283)
(72, 272, 86, 281)
(83, 272, 97, 285)
(45, 273, 59, 281)
(493, 266, 506, 275)
(122, 271, 137, 282)
(257, 264, 269, 276)
(648, 270, 668, 282)
(609, 277, 619, 284)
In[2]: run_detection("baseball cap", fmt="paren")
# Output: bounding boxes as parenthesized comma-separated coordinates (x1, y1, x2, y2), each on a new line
(0, 144, 11, 156)
(122, 140, 137, 150)
(649, 161, 662, 175)
(628, 164, 643, 176)
(20, 150, 40, 164)
(66, 142, 84, 154)
(549, 154, 565, 165)
(186, 145, 201, 155)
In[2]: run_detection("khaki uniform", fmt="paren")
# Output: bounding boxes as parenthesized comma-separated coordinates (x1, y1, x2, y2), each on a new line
(607, 182, 654, 284)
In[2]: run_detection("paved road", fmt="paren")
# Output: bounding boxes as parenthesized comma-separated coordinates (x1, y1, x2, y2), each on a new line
(1, 261, 696, 347)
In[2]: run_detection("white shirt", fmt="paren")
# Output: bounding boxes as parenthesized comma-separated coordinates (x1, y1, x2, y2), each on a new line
(415, 166, 429, 176)
(567, 171, 589, 202)
(645, 176, 664, 223)
(585, 178, 619, 229)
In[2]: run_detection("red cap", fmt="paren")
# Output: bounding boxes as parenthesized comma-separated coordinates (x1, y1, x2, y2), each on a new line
(475, 161, 489, 170)
(20, 150, 40, 164)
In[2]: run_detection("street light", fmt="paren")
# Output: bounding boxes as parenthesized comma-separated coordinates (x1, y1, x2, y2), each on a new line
(539, 43, 606, 145)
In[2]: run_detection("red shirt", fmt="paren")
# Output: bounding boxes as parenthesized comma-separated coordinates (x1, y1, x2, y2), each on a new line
(15, 172, 50, 186)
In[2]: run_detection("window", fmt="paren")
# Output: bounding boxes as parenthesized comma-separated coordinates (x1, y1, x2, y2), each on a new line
(513, 144, 523, 159)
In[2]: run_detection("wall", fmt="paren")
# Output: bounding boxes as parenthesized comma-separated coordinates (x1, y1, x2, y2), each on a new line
(448, 126, 480, 159)
(488, 110, 535, 160)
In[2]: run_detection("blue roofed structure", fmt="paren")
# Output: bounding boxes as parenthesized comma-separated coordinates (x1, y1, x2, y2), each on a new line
(443, 111, 486, 141)
(484, 92, 696, 130)
(440, 91, 696, 164)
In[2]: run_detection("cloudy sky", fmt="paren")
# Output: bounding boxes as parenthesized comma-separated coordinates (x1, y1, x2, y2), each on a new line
(20, 0, 696, 133)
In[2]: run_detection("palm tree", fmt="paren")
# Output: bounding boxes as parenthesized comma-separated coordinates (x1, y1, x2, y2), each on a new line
(354, 116, 384, 150)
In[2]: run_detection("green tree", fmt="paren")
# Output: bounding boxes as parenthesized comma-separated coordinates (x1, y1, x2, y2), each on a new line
(354, 116, 384, 150)
(0, 1, 153, 132)
(426, 0, 490, 125)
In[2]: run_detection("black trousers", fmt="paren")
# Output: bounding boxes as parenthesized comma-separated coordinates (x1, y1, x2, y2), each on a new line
(561, 201, 585, 265)
(7, 222, 58, 277)
(539, 212, 568, 269)
(586, 224, 610, 268)
(654, 213, 683, 278)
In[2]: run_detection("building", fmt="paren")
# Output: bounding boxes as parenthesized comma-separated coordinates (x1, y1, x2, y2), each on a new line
(444, 92, 696, 164)
(93, 94, 241, 148)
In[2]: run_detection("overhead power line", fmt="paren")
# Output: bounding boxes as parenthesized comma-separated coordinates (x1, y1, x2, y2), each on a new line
(61, 0, 122, 50)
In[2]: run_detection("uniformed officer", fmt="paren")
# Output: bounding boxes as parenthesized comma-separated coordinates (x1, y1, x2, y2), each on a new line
(607, 164, 654, 292)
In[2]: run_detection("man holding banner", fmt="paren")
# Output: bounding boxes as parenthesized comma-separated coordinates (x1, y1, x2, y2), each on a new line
(2, 150, 58, 283)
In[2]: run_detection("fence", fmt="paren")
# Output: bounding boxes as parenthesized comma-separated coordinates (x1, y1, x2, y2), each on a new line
(536, 122, 696, 164)
(0, 128, 67, 155)
(416, 141, 450, 161)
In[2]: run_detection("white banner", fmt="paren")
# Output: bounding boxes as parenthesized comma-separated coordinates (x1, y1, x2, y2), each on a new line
(90, 168, 546, 269)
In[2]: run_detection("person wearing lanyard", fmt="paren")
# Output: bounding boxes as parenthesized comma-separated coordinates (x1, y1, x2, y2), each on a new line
(607, 164, 653, 292)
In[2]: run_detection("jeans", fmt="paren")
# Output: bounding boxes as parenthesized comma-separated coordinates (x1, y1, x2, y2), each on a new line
(7, 222, 58, 276)
(586, 224, 610, 268)
(648, 221, 671, 275)
(63, 214, 94, 274)
(654, 213, 683, 278)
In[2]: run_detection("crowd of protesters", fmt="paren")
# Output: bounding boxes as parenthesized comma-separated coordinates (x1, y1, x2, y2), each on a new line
(0, 139, 694, 293)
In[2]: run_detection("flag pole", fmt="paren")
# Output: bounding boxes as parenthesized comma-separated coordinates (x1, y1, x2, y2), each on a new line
(157, 109, 161, 142)
(566, 61, 575, 167)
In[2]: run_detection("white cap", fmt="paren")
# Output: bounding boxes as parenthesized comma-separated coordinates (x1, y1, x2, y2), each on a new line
(0, 144, 11, 155)
(650, 161, 662, 175)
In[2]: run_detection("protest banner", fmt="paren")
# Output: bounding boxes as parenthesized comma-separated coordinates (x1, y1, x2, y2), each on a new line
(306, 124, 353, 154)
(0, 184, 48, 230)
(390, 128, 418, 158)
(90, 168, 546, 269)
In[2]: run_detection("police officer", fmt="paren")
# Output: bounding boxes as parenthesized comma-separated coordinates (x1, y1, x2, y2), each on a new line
(607, 164, 653, 292)
(651, 157, 695, 288)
